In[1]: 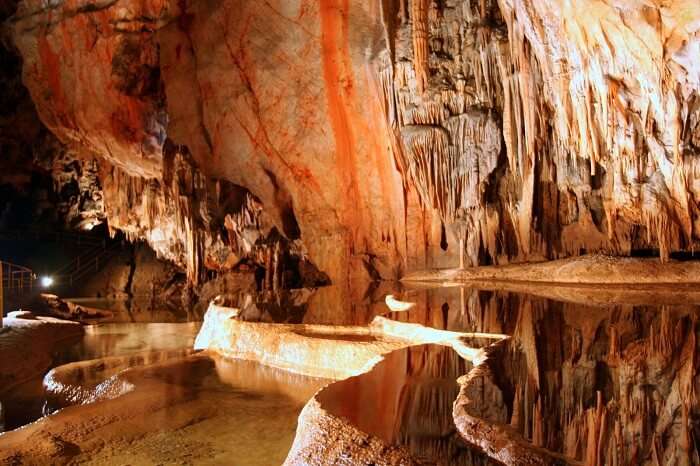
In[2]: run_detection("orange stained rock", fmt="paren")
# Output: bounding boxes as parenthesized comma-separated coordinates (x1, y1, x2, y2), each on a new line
(320, 0, 365, 247)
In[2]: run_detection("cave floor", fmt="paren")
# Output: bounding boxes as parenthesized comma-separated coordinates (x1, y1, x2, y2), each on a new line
(404, 254, 700, 286)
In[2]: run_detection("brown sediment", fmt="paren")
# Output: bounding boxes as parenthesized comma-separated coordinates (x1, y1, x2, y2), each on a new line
(0, 353, 327, 466)
(403, 254, 700, 285)
(0, 313, 83, 395)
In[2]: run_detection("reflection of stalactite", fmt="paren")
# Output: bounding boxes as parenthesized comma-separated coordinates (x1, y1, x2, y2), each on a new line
(647, 307, 675, 358)
(532, 394, 544, 447)
(450, 289, 700, 464)
(678, 319, 696, 459)
(584, 391, 607, 466)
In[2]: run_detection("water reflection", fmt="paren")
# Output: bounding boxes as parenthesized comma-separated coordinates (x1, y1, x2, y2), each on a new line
(66, 282, 698, 464)
(64, 296, 193, 323)
(3, 279, 698, 465)
(318, 344, 493, 465)
(65, 283, 395, 325)
(384, 285, 700, 465)
(0, 322, 201, 432)
(207, 282, 405, 326)
(55, 321, 201, 363)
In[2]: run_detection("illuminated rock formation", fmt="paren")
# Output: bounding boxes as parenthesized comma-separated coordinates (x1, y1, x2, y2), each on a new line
(9, 0, 422, 286)
(6, 0, 700, 281)
(379, 0, 700, 265)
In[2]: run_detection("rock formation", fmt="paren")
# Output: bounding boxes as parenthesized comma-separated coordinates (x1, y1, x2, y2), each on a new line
(0, 5, 103, 232)
(379, 0, 700, 265)
(3, 0, 700, 282)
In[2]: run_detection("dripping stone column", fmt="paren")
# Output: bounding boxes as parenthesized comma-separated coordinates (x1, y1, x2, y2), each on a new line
(411, 0, 429, 93)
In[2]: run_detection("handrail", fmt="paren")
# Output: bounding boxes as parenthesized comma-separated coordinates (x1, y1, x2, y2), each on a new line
(52, 241, 124, 287)
(53, 243, 108, 275)
(2, 239, 123, 295)
(1, 261, 36, 296)
(1, 261, 32, 274)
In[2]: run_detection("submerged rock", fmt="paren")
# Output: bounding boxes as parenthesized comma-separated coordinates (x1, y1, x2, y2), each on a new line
(0, 314, 82, 395)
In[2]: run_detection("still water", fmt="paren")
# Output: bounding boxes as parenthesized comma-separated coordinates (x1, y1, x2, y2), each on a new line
(0, 321, 202, 431)
(1, 282, 698, 465)
(318, 344, 493, 465)
(383, 284, 700, 465)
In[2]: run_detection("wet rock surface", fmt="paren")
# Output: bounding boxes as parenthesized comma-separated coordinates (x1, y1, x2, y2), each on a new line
(403, 254, 700, 284)
(0, 313, 82, 394)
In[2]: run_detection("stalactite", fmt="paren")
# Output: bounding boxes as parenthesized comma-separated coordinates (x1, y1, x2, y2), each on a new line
(100, 146, 288, 287)
(608, 325, 620, 364)
(379, 0, 700, 266)
(410, 0, 429, 94)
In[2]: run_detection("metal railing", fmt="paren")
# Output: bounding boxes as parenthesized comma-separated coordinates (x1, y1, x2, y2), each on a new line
(53, 241, 123, 287)
(1, 241, 123, 312)
(1, 261, 35, 296)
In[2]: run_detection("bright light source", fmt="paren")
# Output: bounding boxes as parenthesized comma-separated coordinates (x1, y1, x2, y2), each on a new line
(41, 276, 54, 288)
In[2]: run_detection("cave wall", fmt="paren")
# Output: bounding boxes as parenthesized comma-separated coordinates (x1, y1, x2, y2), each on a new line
(0, 0, 103, 232)
(379, 0, 700, 265)
(10, 0, 447, 285)
(7, 0, 700, 281)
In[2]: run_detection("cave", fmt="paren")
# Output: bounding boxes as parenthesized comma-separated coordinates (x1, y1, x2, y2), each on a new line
(0, 0, 699, 464)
